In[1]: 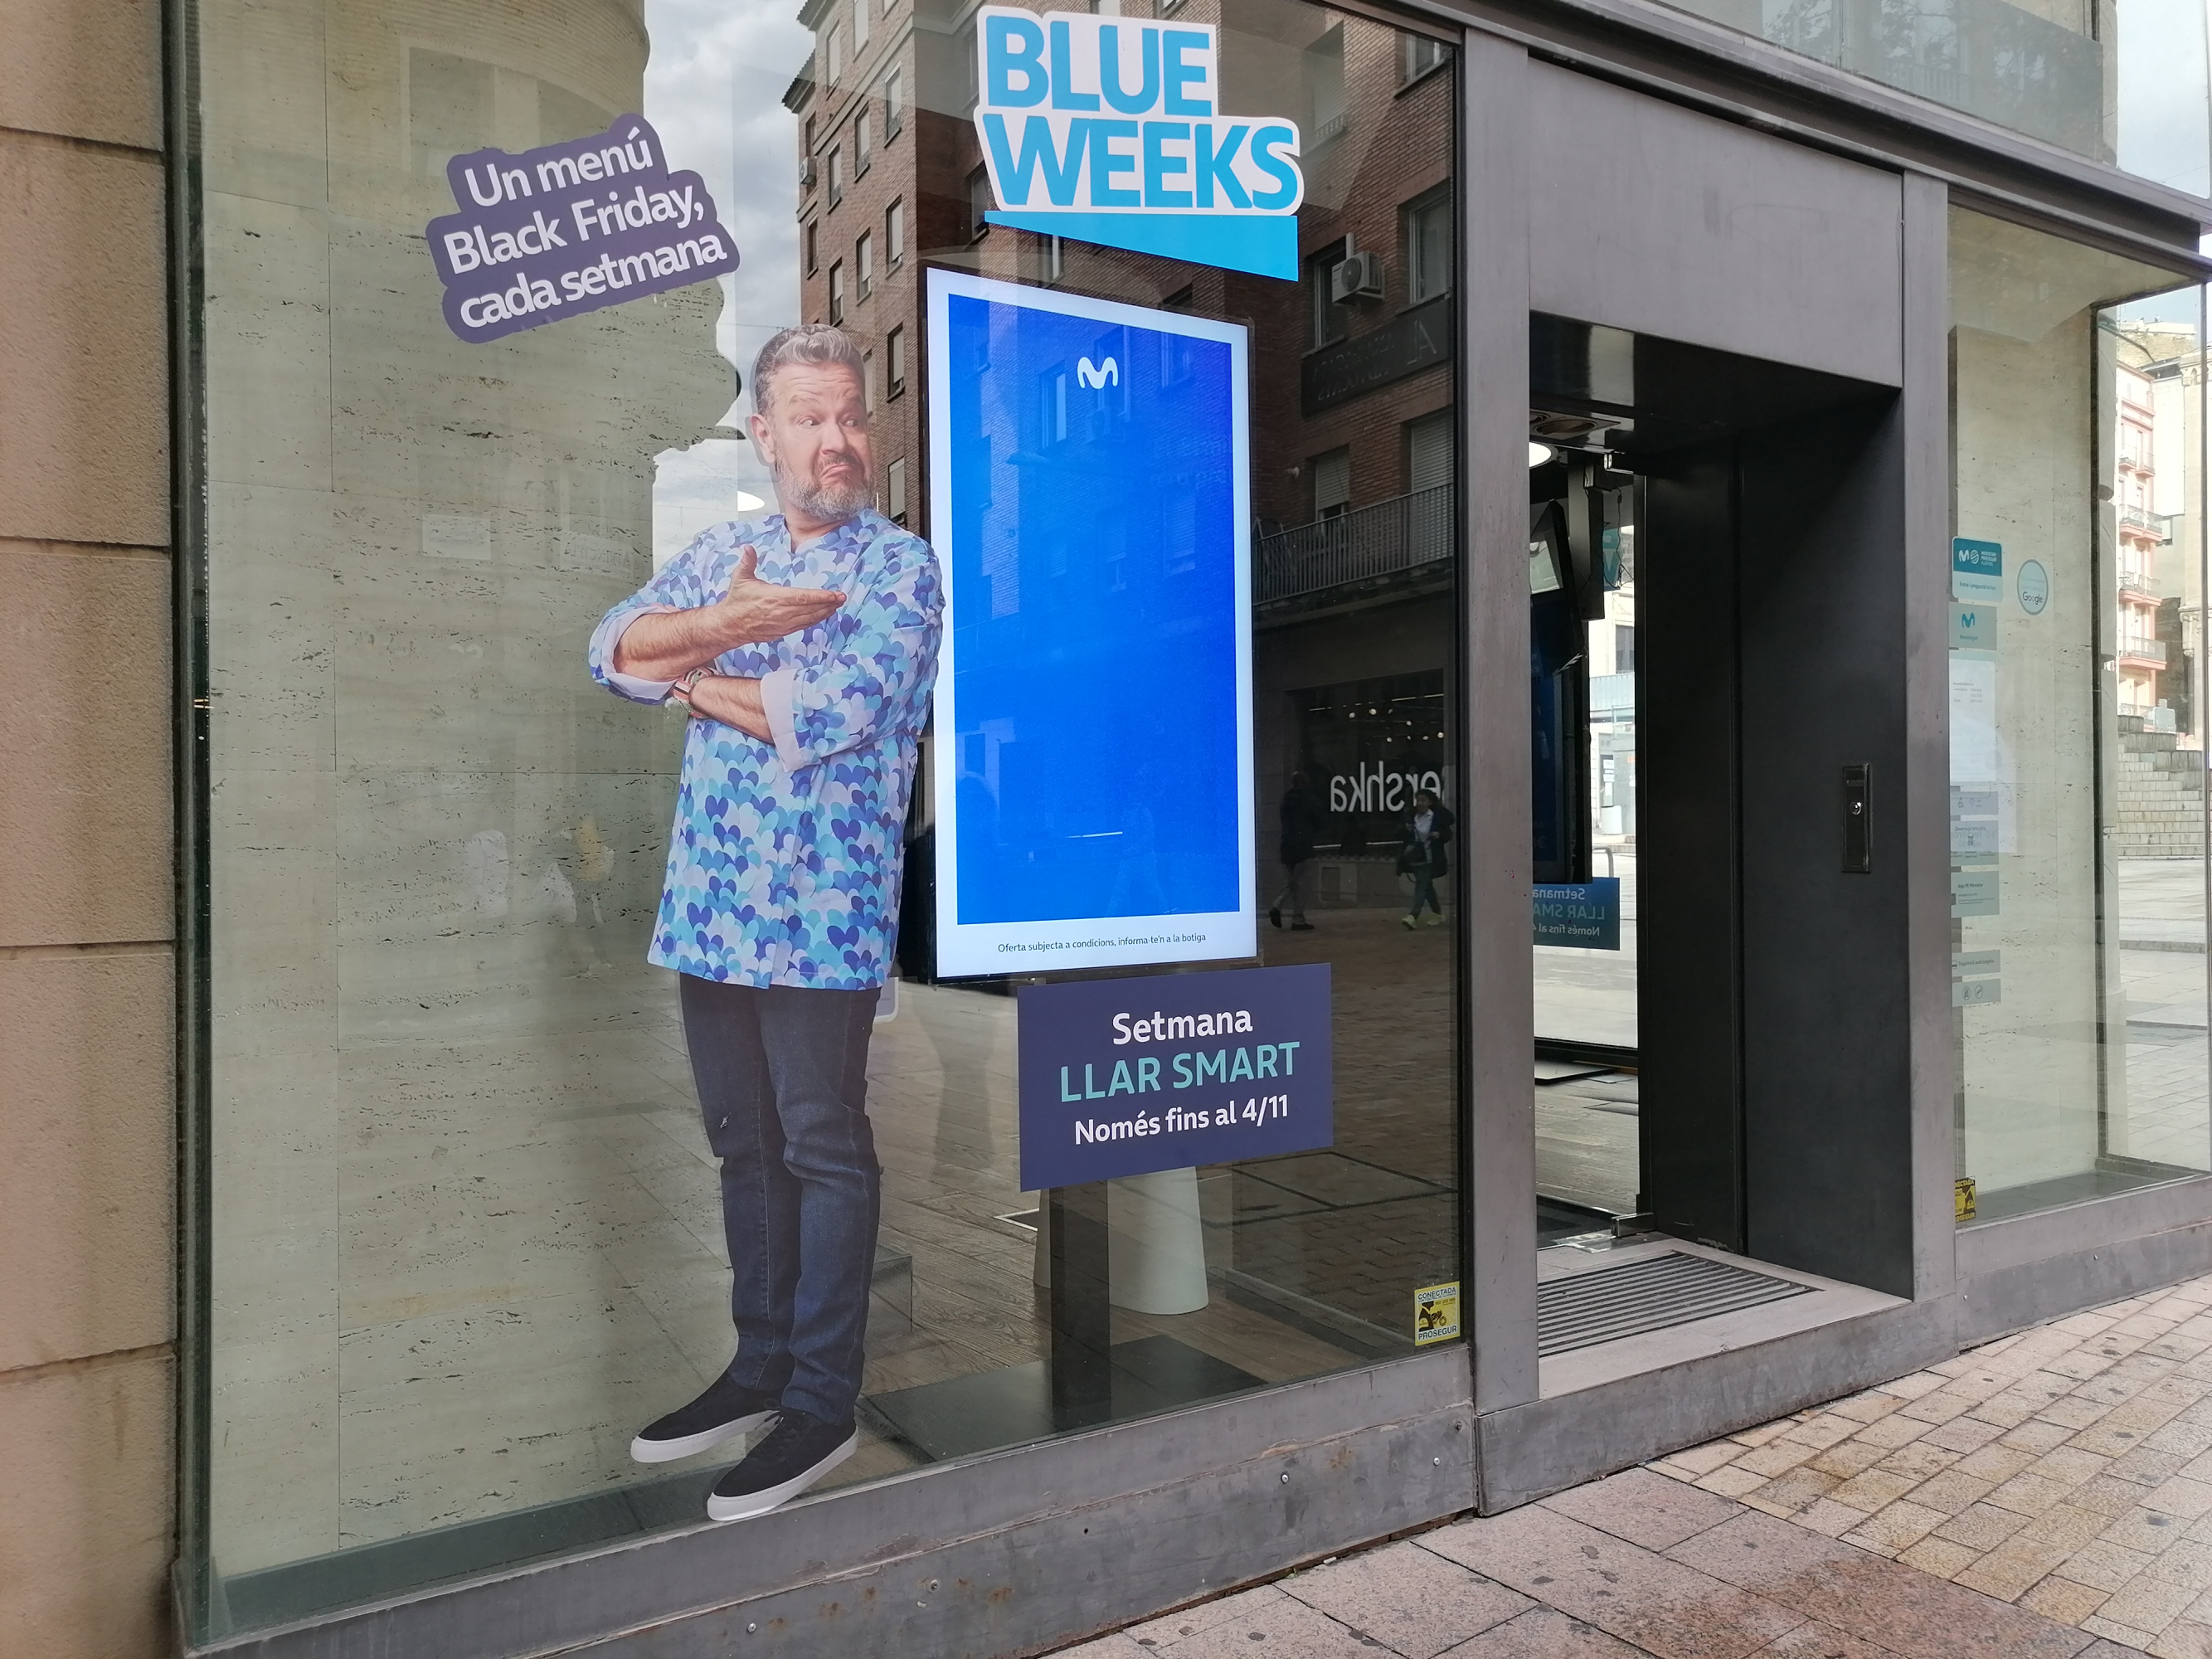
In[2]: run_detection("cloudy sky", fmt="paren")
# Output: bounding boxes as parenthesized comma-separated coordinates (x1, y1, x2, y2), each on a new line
(643, 0, 818, 563)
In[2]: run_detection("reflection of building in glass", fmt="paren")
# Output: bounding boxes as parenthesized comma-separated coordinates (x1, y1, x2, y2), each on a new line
(785, 0, 1457, 903)
(2111, 321, 2205, 855)
(200, 0, 736, 1574)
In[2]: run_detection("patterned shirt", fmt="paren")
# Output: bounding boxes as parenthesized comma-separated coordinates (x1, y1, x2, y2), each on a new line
(587, 510, 941, 989)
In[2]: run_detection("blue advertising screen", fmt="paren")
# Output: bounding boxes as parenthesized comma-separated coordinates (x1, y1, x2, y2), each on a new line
(927, 270, 1255, 977)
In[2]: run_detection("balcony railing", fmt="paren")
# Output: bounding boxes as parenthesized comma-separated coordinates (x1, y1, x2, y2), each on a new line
(1257, 484, 1453, 604)
(2121, 506, 2174, 542)
(2121, 640, 2170, 665)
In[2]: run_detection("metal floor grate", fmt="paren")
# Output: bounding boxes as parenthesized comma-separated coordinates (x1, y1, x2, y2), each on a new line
(1538, 1252, 1814, 1357)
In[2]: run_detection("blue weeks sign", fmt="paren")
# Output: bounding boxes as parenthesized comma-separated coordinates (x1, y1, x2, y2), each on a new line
(1017, 965, 1333, 1190)
(973, 7, 1304, 280)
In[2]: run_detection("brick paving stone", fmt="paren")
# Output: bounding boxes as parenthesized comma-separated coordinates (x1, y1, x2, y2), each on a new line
(1896, 1535, 1983, 1578)
(1544, 1469, 1743, 1553)
(2077, 1475, 2162, 1519)
(1839, 1499, 1947, 1556)
(1436, 1608, 1654, 1659)
(1923, 1416, 2005, 1455)
(1903, 1467, 1996, 1517)
(1849, 1413, 1933, 1452)
(1954, 1534, 2091, 1603)
(1990, 1471, 2091, 1520)
(1665, 1510, 2095, 1659)
(2005, 1421, 2088, 1456)
(1792, 1500, 1871, 1540)
(2020, 1576, 2114, 1625)
(2065, 1539, 2158, 1593)
(1957, 1443, 2042, 1484)
(1421, 1507, 1802, 1659)
(1895, 1391, 1976, 1426)
(1869, 1441, 1958, 1483)
(1742, 1622, 1897, 1658)
(2097, 1572, 2201, 1640)
(1695, 1467, 1772, 1500)
(1730, 1442, 1817, 1480)
(2146, 1479, 2212, 1521)
(2151, 1619, 2212, 1659)
(1730, 1423, 1797, 1450)
(2146, 1422, 2212, 1458)
(1280, 1543, 1531, 1659)
(1776, 1418, 1858, 1453)
(2084, 1613, 2164, 1649)
(1659, 1444, 1743, 1479)
(1826, 1394, 1906, 1425)
(2146, 1538, 2212, 1587)
(1123, 1585, 1300, 1649)
(1753, 1467, 1841, 1515)
(2113, 1449, 2195, 1488)
(1806, 1442, 1889, 1481)
(1826, 1468, 1924, 1514)
(1934, 1501, 2035, 1552)
(2103, 1511, 2196, 1557)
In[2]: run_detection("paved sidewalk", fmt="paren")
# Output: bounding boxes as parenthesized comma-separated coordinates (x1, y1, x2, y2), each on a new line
(1056, 1272, 2212, 1659)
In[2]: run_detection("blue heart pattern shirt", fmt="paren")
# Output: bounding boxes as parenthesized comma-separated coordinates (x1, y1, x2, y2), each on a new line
(586, 510, 942, 989)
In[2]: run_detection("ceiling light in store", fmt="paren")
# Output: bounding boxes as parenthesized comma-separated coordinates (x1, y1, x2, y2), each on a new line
(1529, 442, 1554, 468)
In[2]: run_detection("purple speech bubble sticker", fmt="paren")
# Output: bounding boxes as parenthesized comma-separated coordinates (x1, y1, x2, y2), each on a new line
(425, 114, 741, 344)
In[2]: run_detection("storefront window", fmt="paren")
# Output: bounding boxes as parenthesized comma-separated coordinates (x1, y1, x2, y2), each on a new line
(1655, 0, 2212, 194)
(185, 0, 1461, 1637)
(1950, 207, 2210, 1223)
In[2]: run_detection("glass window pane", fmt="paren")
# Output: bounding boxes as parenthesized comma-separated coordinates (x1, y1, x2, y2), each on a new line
(1949, 207, 2209, 1223)
(188, 0, 1461, 1634)
(1650, 0, 2210, 192)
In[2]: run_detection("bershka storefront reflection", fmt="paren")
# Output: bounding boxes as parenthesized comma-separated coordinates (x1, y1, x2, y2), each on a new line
(191, 0, 1461, 1629)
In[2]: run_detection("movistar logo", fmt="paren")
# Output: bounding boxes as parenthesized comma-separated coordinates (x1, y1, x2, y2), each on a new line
(973, 7, 1302, 280)
(1077, 355, 1118, 389)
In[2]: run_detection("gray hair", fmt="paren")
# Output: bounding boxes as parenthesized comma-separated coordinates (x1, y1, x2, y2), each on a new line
(751, 324, 867, 417)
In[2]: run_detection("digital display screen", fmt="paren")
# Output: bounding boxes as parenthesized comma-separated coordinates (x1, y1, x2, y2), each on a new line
(927, 270, 1255, 977)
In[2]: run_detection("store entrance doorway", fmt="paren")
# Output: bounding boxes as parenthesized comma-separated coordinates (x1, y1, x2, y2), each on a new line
(1531, 316, 1915, 1297)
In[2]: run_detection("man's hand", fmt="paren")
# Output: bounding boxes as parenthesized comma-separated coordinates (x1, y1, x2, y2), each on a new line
(613, 545, 845, 682)
(673, 674, 773, 743)
(714, 544, 846, 645)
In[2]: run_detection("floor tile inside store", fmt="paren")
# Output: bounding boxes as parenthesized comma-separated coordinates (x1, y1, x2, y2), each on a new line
(1057, 1275, 2212, 1659)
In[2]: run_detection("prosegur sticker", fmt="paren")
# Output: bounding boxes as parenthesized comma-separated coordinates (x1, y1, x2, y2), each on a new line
(1414, 1282, 1461, 1345)
(1952, 538, 2002, 605)
(426, 115, 739, 344)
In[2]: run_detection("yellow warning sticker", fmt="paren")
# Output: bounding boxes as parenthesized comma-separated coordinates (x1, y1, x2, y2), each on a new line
(1414, 1282, 1461, 1345)
(1954, 1177, 1977, 1222)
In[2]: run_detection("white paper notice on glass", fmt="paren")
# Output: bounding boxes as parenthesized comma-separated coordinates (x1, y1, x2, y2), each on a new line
(1949, 655, 1998, 786)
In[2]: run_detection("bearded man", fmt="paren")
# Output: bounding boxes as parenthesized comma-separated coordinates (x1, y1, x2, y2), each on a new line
(586, 323, 941, 1520)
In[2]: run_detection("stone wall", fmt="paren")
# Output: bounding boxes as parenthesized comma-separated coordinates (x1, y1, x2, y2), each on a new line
(0, 2, 177, 1655)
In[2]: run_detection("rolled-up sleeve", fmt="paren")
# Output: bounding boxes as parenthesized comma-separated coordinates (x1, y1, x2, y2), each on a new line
(586, 538, 713, 703)
(777, 538, 943, 771)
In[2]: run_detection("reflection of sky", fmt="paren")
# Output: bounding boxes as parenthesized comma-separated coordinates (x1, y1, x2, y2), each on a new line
(644, 0, 813, 566)
(2116, 0, 2212, 197)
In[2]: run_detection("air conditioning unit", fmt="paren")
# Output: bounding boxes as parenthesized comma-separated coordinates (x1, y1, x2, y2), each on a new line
(1330, 251, 1384, 303)
(799, 154, 818, 187)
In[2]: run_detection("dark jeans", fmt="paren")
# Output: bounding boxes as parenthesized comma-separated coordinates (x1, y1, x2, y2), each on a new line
(679, 974, 880, 1425)
(1408, 869, 1441, 917)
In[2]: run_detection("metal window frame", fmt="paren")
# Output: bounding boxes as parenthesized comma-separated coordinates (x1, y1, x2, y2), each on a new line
(168, 0, 2212, 1650)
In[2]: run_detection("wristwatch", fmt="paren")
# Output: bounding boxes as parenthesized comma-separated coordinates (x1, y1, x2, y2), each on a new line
(670, 667, 713, 712)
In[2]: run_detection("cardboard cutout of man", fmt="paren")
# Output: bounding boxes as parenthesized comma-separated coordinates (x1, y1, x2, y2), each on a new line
(587, 324, 941, 1521)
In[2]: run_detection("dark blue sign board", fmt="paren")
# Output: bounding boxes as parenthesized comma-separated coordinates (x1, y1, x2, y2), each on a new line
(1534, 878, 1621, 950)
(1017, 963, 1331, 1190)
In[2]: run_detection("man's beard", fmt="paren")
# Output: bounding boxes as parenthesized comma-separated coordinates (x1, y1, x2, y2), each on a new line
(776, 452, 873, 523)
